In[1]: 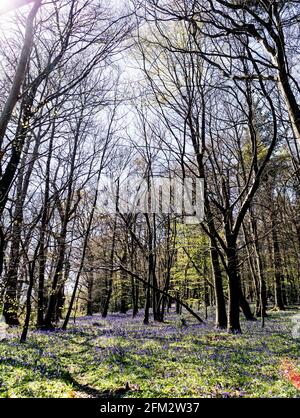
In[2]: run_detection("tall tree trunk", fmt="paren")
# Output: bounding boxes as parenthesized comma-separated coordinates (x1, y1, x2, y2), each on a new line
(210, 237, 227, 329)
(43, 233, 67, 329)
(44, 110, 83, 329)
(0, 0, 41, 149)
(37, 119, 55, 328)
(20, 261, 35, 343)
(2, 96, 36, 324)
(143, 275, 151, 325)
(119, 250, 128, 314)
(250, 213, 267, 319)
(101, 216, 117, 319)
(226, 238, 241, 333)
(272, 217, 285, 310)
(3, 124, 42, 326)
(87, 265, 94, 316)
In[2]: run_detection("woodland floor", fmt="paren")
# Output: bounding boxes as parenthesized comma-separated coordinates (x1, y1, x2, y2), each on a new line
(0, 308, 300, 398)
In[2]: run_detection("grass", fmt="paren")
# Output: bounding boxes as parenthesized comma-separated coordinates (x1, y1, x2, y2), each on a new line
(0, 308, 299, 398)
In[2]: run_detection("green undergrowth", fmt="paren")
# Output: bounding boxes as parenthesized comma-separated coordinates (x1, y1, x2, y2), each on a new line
(0, 309, 299, 398)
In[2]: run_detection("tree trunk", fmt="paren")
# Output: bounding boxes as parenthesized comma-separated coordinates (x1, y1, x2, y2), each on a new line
(20, 261, 35, 343)
(0, 0, 41, 149)
(272, 217, 285, 310)
(226, 239, 241, 333)
(101, 216, 117, 319)
(143, 277, 151, 324)
(87, 268, 94, 316)
(210, 237, 227, 329)
(239, 287, 255, 321)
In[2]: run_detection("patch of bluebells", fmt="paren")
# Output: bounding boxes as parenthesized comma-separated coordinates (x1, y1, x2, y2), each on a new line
(0, 308, 299, 397)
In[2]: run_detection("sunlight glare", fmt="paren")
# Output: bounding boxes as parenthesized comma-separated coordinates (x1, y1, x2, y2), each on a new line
(0, 0, 12, 14)
(0, 0, 33, 15)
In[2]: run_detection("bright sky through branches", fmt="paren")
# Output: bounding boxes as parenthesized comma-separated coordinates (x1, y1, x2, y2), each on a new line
(0, 0, 34, 15)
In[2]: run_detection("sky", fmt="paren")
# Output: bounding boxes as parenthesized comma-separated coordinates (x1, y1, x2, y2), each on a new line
(0, 0, 34, 15)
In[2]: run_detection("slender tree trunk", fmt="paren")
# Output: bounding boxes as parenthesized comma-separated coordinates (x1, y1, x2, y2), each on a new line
(20, 261, 35, 343)
(119, 250, 128, 314)
(272, 217, 285, 310)
(87, 267, 94, 316)
(143, 276, 151, 325)
(275, 41, 300, 147)
(132, 279, 139, 318)
(0, 0, 41, 149)
(44, 234, 67, 329)
(37, 120, 55, 328)
(101, 216, 117, 319)
(249, 213, 268, 319)
(131, 252, 139, 317)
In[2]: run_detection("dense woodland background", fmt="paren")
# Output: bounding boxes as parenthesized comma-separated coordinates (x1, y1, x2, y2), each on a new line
(0, 0, 300, 344)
